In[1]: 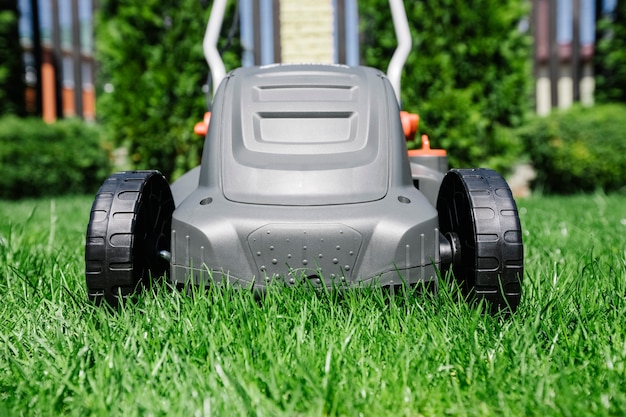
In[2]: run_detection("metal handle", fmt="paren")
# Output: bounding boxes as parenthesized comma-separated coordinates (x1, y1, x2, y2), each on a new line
(202, 0, 412, 103)
(203, 0, 227, 96)
(387, 0, 412, 104)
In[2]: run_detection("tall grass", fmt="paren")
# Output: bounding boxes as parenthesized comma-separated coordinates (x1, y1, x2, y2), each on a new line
(1, 195, 625, 416)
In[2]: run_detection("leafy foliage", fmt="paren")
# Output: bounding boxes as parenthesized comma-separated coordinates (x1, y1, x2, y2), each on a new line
(595, 1, 626, 103)
(0, 116, 111, 199)
(95, 0, 241, 179)
(359, 0, 531, 172)
(0, 0, 25, 116)
(96, 1, 530, 176)
(518, 104, 626, 193)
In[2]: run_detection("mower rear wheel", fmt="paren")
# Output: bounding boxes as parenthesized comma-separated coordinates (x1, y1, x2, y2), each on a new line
(85, 171, 174, 307)
(436, 168, 523, 312)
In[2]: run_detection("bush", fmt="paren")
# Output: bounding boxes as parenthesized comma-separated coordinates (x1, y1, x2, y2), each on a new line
(594, 1, 626, 103)
(96, 0, 241, 180)
(518, 104, 626, 193)
(97, 1, 528, 177)
(0, 117, 112, 199)
(359, 0, 531, 173)
(0, 1, 25, 116)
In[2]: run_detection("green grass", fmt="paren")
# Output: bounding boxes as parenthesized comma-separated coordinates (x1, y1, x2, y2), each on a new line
(1, 194, 625, 416)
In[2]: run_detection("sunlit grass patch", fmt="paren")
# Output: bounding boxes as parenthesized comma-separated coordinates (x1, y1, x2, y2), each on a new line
(1, 194, 625, 415)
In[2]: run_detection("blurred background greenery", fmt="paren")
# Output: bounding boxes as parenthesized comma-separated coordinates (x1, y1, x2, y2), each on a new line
(1, 0, 626, 198)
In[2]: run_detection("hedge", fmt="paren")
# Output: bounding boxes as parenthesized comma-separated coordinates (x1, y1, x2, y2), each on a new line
(95, 1, 530, 178)
(95, 0, 241, 180)
(0, 117, 111, 199)
(0, 1, 25, 117)
(359, 0, 531, 173)
(518, 104, 626, 194)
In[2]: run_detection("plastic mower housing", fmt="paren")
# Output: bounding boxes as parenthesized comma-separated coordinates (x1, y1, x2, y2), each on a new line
(170, 64, 441, 289)
(85, 0, 523, 312)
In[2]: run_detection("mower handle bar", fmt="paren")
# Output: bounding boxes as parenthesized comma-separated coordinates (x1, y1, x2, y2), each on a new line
(203, 0, 411, 104)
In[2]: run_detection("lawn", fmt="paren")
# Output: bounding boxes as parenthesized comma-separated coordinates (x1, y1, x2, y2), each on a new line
(1, 194, 625, 416)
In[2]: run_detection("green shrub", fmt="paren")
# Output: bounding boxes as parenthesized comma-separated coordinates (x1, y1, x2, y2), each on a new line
(96, 0, 241, 180)
(359, 0, 531, 173)
(0, 117, 112, 199)
(0, 1, 25, 117)
(96, 1, 529, 178)
(518, 104, 626, 193)
(595, 0, 626, 103)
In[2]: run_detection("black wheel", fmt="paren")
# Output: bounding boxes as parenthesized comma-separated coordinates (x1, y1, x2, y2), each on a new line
(436, 168, 523, 312)
(85, 171, 175, 307)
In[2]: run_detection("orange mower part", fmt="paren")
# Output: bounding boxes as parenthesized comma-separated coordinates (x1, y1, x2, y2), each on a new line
(408, 134, 447, 157)
(194, 112, 211, 136)
(399, 110, 446, 157)
(400, 111, 419, 141)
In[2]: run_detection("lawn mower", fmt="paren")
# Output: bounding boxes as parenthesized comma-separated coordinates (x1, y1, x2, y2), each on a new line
(85, 0, 523, 312)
